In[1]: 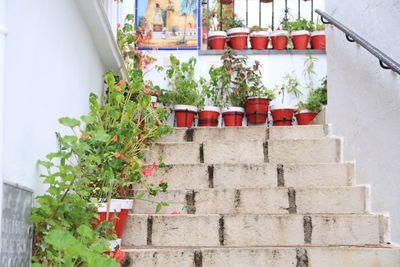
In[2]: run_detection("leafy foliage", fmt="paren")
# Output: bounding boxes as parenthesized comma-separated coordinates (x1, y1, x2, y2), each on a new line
(297, 77, 327, 112)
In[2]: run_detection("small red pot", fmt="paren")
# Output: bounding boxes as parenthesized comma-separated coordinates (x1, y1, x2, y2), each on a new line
(112, 199, 133, 238)
(292, 30, 310, 50)
(227, 28, 249, 50)
(222, 107, 244, 127)
(92, 202, 121, 233)
(218, 0, 233, 4)
(150, 96, 157, 108)
(174, 105, 197, 128)
(198, 106, 220, 127)
(250, 31, 269, 50)
(271, 105, 295, 126)
(245, 97, 270, 124)
(270, 31, 288, 50)
(295, 110, 318, 125)
(208, 31, 227, 50)
(311, 31, 326, 49)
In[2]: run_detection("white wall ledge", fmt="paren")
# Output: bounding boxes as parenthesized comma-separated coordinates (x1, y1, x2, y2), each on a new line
(74, 0, 128, 80)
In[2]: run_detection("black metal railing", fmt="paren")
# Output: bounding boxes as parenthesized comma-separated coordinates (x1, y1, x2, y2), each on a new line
(316, 9, 400, 75)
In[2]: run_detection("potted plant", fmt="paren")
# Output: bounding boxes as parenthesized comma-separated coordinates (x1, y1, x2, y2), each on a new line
(249, 25, 270, 50)
(286, 18, 314, 50)
(208, 31, 227, 50)
(270, 23, 289, 50)
(218, 0, 233, 4)
(311, 17, 326, 49)
(227, 14, 249, 50)
(296, 77, 327, 125)
(162, 55, 203, 128)
(271, 73, 302, 126)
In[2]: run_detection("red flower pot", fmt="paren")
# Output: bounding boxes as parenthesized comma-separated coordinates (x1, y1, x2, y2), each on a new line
(227, 28, 249, 50)
(208, 31, 227, 50)
(218, 0, 233, 4)
(250, 31, 269, 50)
(270, 31, 288, 50)
(245, 97, 270, 124)
(92, 202, 121, 234)
(198, 106, 220, 127)
(311, 31, 326, 49)
(270, 105, 295, 126)
(112, 199, 133, 238)
(292, 30, 310, 50)
(174, 105, 197, 128)
(295, 111, 318, 125)
(222, 107, 244, 127)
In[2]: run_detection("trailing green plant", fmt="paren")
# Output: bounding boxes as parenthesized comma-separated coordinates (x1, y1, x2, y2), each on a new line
(315, 16, 325, 31)
(297, 76, 327, 112)
(229, 14, 246, 28)
(277, 73, 302, 104)
(285, 18, 315, 32)
(160, 55, 204, 107)
(249, 25, 269, 32)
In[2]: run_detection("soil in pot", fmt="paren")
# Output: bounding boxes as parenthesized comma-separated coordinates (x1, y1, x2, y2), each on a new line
(174, 105, 197, 128)
(271, 31, 288, 50)
(271, 107, 295, 126)
(292, 31, 310, 50)
(245, 98, 270, 124)
(250, 31, 269, 50)
(227, 28, 249, 50)
(222, 107, 244, 127)
(198, 107, 220, 127)
(295, 111, 318, 125)
(311, 31, 326, 49)
(208, 31, 227, 50)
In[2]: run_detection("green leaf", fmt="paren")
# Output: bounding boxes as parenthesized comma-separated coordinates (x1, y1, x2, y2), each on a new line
(59, 117, 81, 128)
(81, 114, 97, 125)
(45, 228, 77, 250)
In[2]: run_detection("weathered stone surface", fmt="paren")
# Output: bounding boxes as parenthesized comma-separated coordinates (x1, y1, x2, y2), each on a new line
(267, 138, 342, 164)
(144, 142, 200, 165)
(268, 125, 327, 140)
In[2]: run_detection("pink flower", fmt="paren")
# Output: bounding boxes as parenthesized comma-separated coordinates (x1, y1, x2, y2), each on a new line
(112, 135, 118, 142)
(141, 167, 153, 177)
(115, 86, 122, 92)
(117, 23, 122, 30)
(119, 80, 125, 86)
(143, 87, 150, 94)
(170, 210, 181, 215)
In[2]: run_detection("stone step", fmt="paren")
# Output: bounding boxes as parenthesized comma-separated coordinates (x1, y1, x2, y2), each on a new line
(132, 186, 368, 215)
(145, 138, 341, 165)
(122, 214, 388, 247)
(159, 125, 328, 143)
(267, 138, 342, 164)
(138, 163, 354, 190)
(122, 246, 400, 267)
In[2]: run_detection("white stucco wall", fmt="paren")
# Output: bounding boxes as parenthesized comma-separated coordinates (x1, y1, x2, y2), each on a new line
(325, 0, 400, 243)
(3, 0, 107, 195)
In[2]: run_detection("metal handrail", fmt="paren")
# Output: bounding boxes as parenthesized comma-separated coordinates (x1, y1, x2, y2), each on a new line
(316, 9, 400, 75)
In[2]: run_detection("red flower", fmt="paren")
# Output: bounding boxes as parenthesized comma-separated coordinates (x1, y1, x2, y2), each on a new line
(114, 248, 125, 261)
(155, 91, 160, 96)
(115, 86, 122, 92)
(119, 80, 125, 86)
(143, 87, 150, 94)
(112, 135, 118, 142)
(151, 162, 158, 170)
(80, 134, 91, 140)
(117, 23, 122, 30)
(141, 167, 153, 177)
(170, 210, 182, 215)
(226, 70, 231, 76)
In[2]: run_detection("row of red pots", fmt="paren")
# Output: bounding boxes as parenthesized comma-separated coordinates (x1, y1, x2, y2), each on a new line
(209, 29, 326, 50)
(174, 99, 318, 127)
(91, 199, 133, 240)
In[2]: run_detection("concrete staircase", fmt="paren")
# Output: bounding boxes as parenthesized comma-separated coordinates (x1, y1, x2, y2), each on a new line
(121, 125, 400, 267)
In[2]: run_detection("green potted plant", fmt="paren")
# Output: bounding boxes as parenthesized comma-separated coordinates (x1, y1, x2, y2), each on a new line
(311, 17, 326, 49)
(162, 55, 203, 128)
(271, 22, 289, 50)
(271, 73, 302, 126)
(286, 18, 315, 50)
(296, 77, 327, 125)
(227, 14, 249, 50)
(249, 25, 270, 50)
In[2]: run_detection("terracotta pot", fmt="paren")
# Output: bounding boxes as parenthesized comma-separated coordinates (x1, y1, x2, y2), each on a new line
(292, 30, 310, 50)
(198, 106, 220, 127)
(270, 31, 288, 50)
(227, 28, 249, 50)
(111, 199, 133, 238)
(245, 97, 270, 124)
(250, 31, 269, 50)
(270, 105, 295, 126)
(208, 31, 227, 50)
(222, 107, 244, 127)
(295, 110, 318, 125)
(218, 0, 233, 4)
(174, 105, 197, 128)
(311, 31, 326, 49)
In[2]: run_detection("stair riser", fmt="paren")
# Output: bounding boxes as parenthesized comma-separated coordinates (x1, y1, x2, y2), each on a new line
(132, 187, 368, 215)
(122, 215, 386, 247)
(145, 138, 342, 165)
(124, 247, 400, 267)
(135, 163, 354, 190)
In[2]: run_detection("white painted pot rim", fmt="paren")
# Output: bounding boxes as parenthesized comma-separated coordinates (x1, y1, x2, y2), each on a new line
(270, 104, 295, 111)
(98, 202, 121, 213)
(108, 239, 121, 250)
(311, 31, 326, 37)
(222, 107, 245, 113)
(111, 199, 133, 209)
(250, 31, 269, 37)
(174, 105, 198, 112)
(227, 27, 250, 35)
(270, 30, 289, 37)
(151, 96, 157, 102)
(247, 96, 271, 100)
(292, 30, 310, 36)
(201, 106, 220, 112)
(208, 31, 227, 37)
